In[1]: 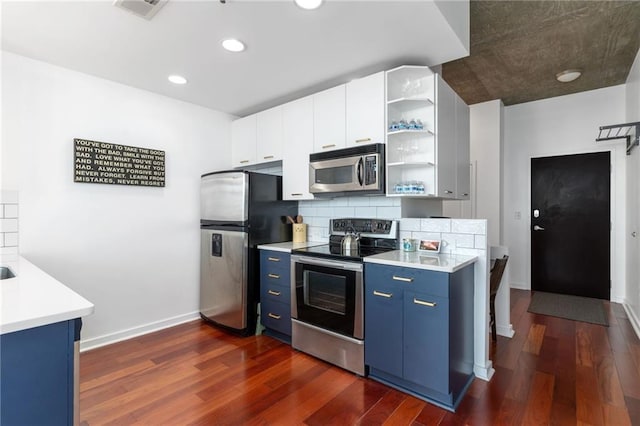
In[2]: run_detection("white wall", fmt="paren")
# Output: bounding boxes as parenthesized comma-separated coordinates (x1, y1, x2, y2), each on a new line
(625, 48, 640, 336)
(1, 52, 233, 348)
(503, 85, 627, 302)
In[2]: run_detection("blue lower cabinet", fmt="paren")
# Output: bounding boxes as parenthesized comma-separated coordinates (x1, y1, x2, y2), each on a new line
(1, 319, 77, 426)
(364, 275, 403, 377)
(260, 250, 292, 342)
(364, 262, 474, 412)
(403, 291, 449, 393)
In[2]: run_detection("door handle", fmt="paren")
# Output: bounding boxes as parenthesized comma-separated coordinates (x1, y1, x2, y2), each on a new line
(533, 225, 545, 231)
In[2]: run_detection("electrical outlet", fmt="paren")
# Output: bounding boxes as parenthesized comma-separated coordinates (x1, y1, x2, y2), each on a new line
(514, 211, 521, 220)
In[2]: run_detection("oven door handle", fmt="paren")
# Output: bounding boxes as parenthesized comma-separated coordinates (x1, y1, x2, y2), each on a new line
(291, 255, 363, 272)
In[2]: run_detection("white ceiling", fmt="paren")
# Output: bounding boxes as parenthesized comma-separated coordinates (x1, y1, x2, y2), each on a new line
(1, 0, 469, 117)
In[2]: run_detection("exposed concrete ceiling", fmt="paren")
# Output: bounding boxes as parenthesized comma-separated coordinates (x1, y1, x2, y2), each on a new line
(442, 0, 640, 106)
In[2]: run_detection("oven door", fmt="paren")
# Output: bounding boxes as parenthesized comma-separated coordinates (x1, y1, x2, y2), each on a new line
(309, 155, 364, 194)
(291, 255, 363, 339)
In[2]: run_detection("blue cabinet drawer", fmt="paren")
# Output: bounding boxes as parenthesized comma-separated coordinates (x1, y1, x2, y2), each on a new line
(369, 263, 449, 299)
(262, 281, 291, 304)
(260, 251, 291, 276)
(261, 300, 291, 336)
(261, 269, 290, 291)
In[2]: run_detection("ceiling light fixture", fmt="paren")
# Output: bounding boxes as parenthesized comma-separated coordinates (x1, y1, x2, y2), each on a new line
(294, 0, 323, 10)
(168, 75, 187, 85)
(556, 69, 582, 83)
(222, 38, 246, 52)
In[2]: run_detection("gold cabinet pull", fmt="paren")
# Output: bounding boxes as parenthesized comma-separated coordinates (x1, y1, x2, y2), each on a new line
(373, 290, 392, 298)
(268, 273, 280, 279)
(322, 144, 336, 149)
(267, 289, 281, 296)
(355, 138, 371, 143)
(267, 257, 280, 262)
(413, 298, 436, 307)
(240, 160, 250, 164)
(392, 275, 413, 283)
(268, 313, 281, 320)
(263, 155, 274, 160)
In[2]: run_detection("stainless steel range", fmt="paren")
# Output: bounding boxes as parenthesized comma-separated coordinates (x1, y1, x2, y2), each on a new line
(290, 218, 399, 375)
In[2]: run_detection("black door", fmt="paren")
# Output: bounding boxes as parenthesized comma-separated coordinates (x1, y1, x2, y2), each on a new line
(531, 152, 610, 300)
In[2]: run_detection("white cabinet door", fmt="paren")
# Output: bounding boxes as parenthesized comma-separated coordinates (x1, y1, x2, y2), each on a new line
(256, 106, 283, 163)
(313, 85, 346, 152)
(282, 96, 315, 200)
(455, 96, 470, 199)
(231, 115, 257, 168)
(434, 76, 456, 198)
(346, 71, 385, 147)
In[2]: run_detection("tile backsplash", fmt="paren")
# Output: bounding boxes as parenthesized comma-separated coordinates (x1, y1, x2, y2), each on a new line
(299, 196, 401, 242)
(0, 190, 19, 255)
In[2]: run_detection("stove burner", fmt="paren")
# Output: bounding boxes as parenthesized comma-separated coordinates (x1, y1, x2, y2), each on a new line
(292, 218, 398, 261)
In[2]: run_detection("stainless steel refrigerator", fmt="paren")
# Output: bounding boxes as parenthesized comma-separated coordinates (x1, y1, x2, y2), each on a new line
(200, 171, 297, 336)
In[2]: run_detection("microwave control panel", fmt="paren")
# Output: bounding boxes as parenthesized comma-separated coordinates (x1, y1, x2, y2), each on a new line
(364, 155, 377, 185)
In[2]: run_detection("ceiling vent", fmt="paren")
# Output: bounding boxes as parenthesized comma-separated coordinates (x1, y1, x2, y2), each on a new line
(113, 0, 168, 20)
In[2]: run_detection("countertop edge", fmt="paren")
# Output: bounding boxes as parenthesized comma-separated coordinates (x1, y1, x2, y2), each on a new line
(363, 252, 478, 273)
(1, 305, 95, 335)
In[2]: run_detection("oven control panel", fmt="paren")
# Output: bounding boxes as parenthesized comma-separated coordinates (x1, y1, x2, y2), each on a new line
(330, 218, 397, 237)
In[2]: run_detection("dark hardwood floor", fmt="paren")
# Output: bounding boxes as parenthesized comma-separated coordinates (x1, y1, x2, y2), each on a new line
(79, 289, 640, 425)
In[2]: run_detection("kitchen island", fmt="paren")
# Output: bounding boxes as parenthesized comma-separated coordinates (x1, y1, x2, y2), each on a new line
(363, 251, 477, 411)
(1, 255, 94, 426)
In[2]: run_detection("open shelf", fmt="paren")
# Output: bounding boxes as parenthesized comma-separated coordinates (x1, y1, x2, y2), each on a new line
(387, 96, 434, 105)
(387, 129, 434, 136)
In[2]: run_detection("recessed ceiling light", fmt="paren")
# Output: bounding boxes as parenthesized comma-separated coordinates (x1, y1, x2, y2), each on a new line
(222, 38, 246, 52)
(556, 69, 582, 83)
(168, 75, 187, 85)
(294, 0, 323, 10)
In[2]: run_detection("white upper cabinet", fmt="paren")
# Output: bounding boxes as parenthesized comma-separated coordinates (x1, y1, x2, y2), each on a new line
(434, 77, 457, 198)
(313, 85, 346, 152)
(455, 97, 471, 199)
(282, 96, 315, 200)
(231, 114, 257, 168)
(346, 71, 385, 147)
(256, 106, 283, 163)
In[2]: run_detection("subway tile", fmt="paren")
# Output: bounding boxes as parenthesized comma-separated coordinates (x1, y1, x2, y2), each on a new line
(0, 234, 4, 247)
(0, 191, 18, 204)
(475, 234, 487, 249)
(421, 219, 451, 233)
(347, 197, 371, 207)
(399, 218, 421, 232)
(451, 219, 487, 235)
(370, 196, 396, 207)
(332, 206, 356, 217)
(314, 207, 334, 217)
(4, 204, 18, 218)
(297, 204, 316, 217)
(0, 219, 18, 233)
(411, 231, 442, 241)
(399, 230, 412, 240)
(329, 198, 349, 207)
(354, 207, 377, 218)
(0, 206, 3, 219)
(376, 206, 401, 219)
(4, 233, 18, 247)
(0, 246, 18, 255)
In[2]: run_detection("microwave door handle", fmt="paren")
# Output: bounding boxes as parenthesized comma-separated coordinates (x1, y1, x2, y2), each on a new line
(357, 157, 364, 187)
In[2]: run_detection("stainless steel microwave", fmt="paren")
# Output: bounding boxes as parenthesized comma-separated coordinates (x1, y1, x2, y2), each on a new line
(309, 143, 385, 196)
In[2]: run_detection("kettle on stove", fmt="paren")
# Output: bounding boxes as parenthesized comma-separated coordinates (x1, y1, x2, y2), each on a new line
(341, 227, 360, 254)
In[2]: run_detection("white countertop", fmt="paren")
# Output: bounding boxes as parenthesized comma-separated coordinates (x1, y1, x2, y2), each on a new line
(363, 250, 478, 273)
(1, 256, 94, 335)
(257, 241, 326, 253)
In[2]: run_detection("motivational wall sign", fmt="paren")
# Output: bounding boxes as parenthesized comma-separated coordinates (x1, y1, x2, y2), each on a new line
(74, 138, 165, 187)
